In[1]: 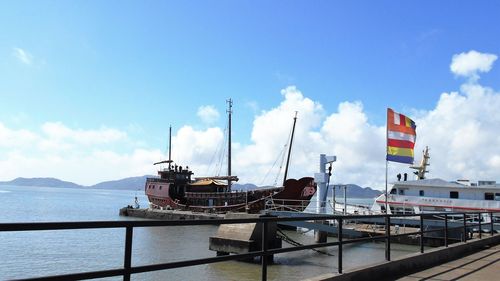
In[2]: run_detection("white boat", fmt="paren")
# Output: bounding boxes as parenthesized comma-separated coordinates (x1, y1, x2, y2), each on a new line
(372, 147, 500, 220)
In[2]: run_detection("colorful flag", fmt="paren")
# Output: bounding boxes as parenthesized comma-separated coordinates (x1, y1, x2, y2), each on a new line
(386, 108, 416, 164)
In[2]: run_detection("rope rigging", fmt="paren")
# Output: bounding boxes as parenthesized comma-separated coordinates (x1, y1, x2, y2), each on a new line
(276, 227, 335, 257)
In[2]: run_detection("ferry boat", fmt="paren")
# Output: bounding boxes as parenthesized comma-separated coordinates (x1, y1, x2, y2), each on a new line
(145, 100, 317, 213)
(372, 147, 500, 218)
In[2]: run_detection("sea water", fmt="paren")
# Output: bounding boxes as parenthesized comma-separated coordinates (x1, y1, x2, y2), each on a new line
(0, 185, 418, 280)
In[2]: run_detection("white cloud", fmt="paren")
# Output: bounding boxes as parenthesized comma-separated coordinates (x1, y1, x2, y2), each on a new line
(12, 47, 33, 65)
(197, 105, 220, 124)
(0, 123, 159, 185)
(450, 50, 497, 79)
(1, 52, 499, 189)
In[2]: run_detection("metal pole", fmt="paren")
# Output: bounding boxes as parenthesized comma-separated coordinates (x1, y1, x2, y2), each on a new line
(491, 212, 494, 237)
(283, 112, 297, 186)
(343, 185, 347, 215)
(227, 99, 232, 191)
(385, 161, 388, 213)
(444, 214, 448, 247)
(261, 221, 268, 281)
(463, 213, 467, 242)
(478, 213, 482, 239)
(420, 215, 424, 253)
(124, 226, 133, 281)
(338, 218, 343, 274)
(168, 126, 172, 170)
(333, 185, 336, 214)
(385, 216, 391, 261)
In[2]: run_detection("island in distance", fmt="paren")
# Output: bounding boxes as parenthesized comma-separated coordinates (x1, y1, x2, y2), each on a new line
(0, 177, 381, 198)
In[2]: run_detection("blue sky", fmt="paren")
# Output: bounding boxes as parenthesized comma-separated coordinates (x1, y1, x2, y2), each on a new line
(1, 1, 500, 187)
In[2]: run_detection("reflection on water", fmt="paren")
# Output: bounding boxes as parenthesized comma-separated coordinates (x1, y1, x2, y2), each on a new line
(0, 185, 418, 280)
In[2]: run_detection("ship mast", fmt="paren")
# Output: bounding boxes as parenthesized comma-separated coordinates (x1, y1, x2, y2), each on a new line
(168, 125, 172, 170)
(283, 112, 298, 186)
(227, 99, 233, 191)
(410, 146, 430, 180)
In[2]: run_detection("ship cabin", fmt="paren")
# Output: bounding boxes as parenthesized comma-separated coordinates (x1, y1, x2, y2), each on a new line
(389, 179, 500, 202)
(383, 178, 500, 215)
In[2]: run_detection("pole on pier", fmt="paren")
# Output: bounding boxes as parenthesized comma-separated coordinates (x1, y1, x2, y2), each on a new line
(385, 216, 391, 261)
(124, 226, 133, 281)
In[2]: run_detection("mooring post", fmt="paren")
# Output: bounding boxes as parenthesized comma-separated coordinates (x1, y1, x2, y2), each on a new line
(478, 213, 482, 239)
(463, 213, 467, 242)
(124, 226, 133, 281)
(491, 212, 494, 237)
(420, 215, 424, 253)
(385, 215, 391, 261)
(444, 214, 448, 247)
(261, 220, 268, 281)
(337, 217, 343, 274)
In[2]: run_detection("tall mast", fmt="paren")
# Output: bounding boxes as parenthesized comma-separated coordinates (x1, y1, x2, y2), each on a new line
(283, 112, 298, 186)
(168, 126, 172, 170)
(227, 99, 233, 191)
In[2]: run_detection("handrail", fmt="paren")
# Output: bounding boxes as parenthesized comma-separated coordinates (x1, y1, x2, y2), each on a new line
(1, 211, 498, 281)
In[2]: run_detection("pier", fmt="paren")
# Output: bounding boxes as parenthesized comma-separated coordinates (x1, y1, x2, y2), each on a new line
(1, 211, 498, 281)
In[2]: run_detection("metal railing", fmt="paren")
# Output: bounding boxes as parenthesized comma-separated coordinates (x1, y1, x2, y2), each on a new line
(0, 211, 498, 281)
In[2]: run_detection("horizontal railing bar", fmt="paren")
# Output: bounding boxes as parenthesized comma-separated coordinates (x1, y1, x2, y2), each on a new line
(130, 251, 265, 273)
(2, 212, 498, 232)
(268, 241, 341, 255)
(341, 235, 387, 245)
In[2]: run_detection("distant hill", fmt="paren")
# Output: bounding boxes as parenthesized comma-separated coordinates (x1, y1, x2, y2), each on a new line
(0, 176, 383, 197)
(232, 183, 259, 191)
(90, 175, 155, 190)
(327, 184, 382, 198)
(0, 177, 83, 189)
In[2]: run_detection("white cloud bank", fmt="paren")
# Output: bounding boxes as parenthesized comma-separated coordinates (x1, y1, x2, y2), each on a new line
(1, 51, 499, 189)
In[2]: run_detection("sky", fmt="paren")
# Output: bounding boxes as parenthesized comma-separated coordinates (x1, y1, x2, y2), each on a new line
(1, 1, 499, 189)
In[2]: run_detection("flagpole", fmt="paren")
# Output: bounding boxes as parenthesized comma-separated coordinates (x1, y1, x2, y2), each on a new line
(385, 160, 388, 213)
(385, 108, 389, 213)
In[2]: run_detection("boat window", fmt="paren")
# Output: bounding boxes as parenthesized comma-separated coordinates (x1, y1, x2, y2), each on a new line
(496, 193, 500, 201)
(419, 190, 424, 196)
(159, 186, 162, 190)
(485, 193, 494, 200)
(398, 189, 405, 195)
(450, 191, 459, 199)
(390, 188, 396, 194)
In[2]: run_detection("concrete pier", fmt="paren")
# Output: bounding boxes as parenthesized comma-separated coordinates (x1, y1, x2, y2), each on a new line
(119, 207, 224, 220)
(307, 233, 500, 281)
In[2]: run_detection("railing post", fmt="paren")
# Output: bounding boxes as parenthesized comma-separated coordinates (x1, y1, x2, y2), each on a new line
(338, 217, 343, 274)
(385, 215, 391, 261)
(124, 226, 133, 281)
(491, 212, 494, 236)
(478, 213, 482, 239)
(261, 220, 268, 281)
(419, 215, 424, 253)
(444, 214, 448, 247)
(463, 213, 467, 242)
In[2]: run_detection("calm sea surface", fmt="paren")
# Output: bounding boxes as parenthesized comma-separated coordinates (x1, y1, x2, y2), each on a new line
(0, 186, 418, 280)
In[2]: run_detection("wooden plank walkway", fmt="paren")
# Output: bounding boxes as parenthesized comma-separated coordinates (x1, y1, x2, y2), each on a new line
(397, 244, 500, 280)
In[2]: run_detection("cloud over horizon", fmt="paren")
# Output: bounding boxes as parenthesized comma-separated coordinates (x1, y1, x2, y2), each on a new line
(1, 51, 499, 189)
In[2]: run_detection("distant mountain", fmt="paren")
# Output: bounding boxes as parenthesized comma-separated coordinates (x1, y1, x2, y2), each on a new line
(0, 176, 383, 197)
(327, 184, 382, 198)
(90, 175, 155, 190)
(0, 176, 155, 191)
(232, 183, 259, 191)
(0, 177, 83, 189)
